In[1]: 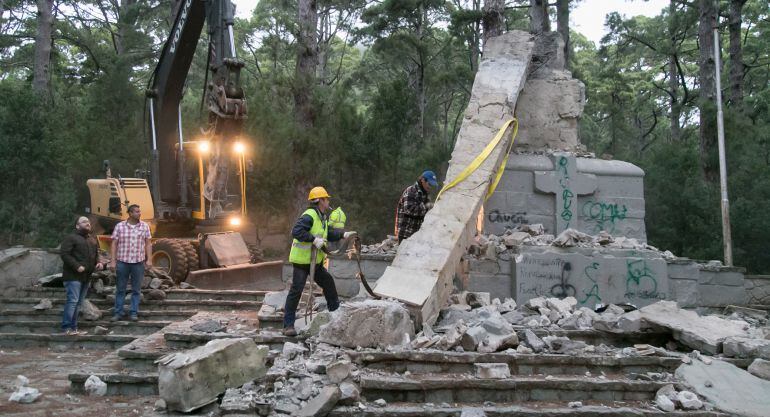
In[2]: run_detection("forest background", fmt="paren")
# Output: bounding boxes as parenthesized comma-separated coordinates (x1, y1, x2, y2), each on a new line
(0, 0, 768, 273)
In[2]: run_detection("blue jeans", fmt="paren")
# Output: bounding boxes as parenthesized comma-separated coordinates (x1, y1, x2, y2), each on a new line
(62, 280, 90, 331)
(115, 261, 144, 317)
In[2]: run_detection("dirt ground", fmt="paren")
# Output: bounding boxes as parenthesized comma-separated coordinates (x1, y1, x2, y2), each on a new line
(0, 347, 159, 417)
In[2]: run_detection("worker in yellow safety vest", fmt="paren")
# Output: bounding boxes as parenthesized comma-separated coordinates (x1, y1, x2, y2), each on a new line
(326, 207, 346, 252)
(283, 186, 356, 336)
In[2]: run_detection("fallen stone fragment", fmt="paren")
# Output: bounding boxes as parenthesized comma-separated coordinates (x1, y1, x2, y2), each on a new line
(157, 337, 268, 412)
(326, 360, 353, 384)
(154, 399, 166, 411)
(748, 358, 770, 380)
(220, 387, 256, 413)
(305, 311, 331, 337)
(15, 375, 29, 388)
(37, 272, 62, 286)
(145, 289, 166, 300)
(722, 336, 770, 359)
(9, 386, 41, 403)
(190, 320, 225, 333)
(519, 329, 545, 353)
(616, 310, 646, 333)
(526, 297, 547, 310)
(319, 300, 414, 349)
(545, 297, 576, 317)
(677, 390, 703, 410)
(552, 228, 592, 247)
(93, 326, 109, 335)
(460, 407, 487, 417)
(656, 384, 677, 401)
(339, 382, 360, 405)
(282, 342, 308, 360)
(79, 299, 102, 321)
(467, 292, 491, 308)
(179, 282, 195, 289)
(33, 298, 52, 310)
(149, 277, 163, 289)
(84, 375, 107, 396)
(496, 298, 517, 313)
(474, 363, 510, 379)
(93, 279, 105, 294)
(503, 231, 530, 247)
(676, 357, 770, 417)
(568, 401, 583, 408)
(542, 336, 587, 354)
(655, 394, 675, 412)
(461, 326, 488, 351)
(373, 398, 387, 407)
(263, 290, 288, 309)
(639, 301, 749, 355)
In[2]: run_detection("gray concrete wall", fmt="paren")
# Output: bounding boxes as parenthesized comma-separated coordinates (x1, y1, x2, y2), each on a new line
(327, 255, 393, 298)
(745, 275, 770, 305)
(484, 154, 647, 241)
(0, 248, 62, 297)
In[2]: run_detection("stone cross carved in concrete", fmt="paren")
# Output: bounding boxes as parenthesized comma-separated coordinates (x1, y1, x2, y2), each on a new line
(534, 153, 597, 234)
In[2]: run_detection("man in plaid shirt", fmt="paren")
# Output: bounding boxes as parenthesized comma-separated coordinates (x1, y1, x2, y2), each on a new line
(395, 170, 438, 241)
(109, 204, 152, 321)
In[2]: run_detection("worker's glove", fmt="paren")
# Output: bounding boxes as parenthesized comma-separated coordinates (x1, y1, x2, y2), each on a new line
(425, 202, 434, 210)
(313, 237, 326, 249)
(343, 231, 357, 239)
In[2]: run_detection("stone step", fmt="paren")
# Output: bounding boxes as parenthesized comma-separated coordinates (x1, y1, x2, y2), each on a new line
(14, 287, 268, 302)
(0, 319, 169, 335)
(163, 329, 303, 352)
(522, 328, 670, 348)
(359, 374, 670, 404)
(348, 351, 685, 376)
(0, 297, 263, 312)
(329, 403, 726, 417)
(68, 351, 158, 396)
(0, 309, 196, 322)
(0, 332, 136, 349)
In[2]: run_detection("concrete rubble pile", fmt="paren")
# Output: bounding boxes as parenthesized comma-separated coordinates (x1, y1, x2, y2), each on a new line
(468, 223, 676, 260)
(360, 236, 399, 255)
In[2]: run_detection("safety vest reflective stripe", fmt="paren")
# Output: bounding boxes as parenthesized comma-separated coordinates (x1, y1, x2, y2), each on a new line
(288, 209, 328, 265)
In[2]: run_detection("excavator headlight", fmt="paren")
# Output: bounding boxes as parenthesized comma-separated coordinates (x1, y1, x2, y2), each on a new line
(234, 142, 245, 154)
(229, 216, 242, 226)
(198, 141, 210, 153)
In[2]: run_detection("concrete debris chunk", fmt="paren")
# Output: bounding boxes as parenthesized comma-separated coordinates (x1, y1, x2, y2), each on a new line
(467, 292, 491, 308)
(326, 360, 353, 384)
(639, 301, 750, 354)
(461, 326, 488, 351)
(545, 297, 576, 317)
(154, 399, 167, 411)
(145, 289, 166, 300)
(542, 336, 587, 355)
(568, 401, 583, 408)
(525, 297, 547, 310)
(676, 355, 770, 417)
(520, 329, 546, 353)
(552, 228, 592, 247)
(157, 337, 268, 412)
(15, 375, 29, 388)
(318, 300, 414, 349)
(655, 394, 675, 412)
(474, 363, 510, 379)
(677, 391, 703, 410)
(282, 342, 308, 360)
(338, 382, 360, 405)
(294, 385, 341, 417)
(516, 223, 545, 236)
(722, 336, 770, 359)
(93, 326, 109, 335)
(79, 299, 102, 321)
(190, 319, 226, 333)
(503, 231, 530, 247)
(33, 298, 52, 310)
(460, 407, 488, 417)
(9, 386, 41, 403)
(748, 358, 770, 380)
(84, 375, 107, 396)
(149, 277, 163, 289)
(373, 398, 387, 407)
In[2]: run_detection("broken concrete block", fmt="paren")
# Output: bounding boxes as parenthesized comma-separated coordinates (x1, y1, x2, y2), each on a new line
(616, 310, 644, 333)
(723, 337, 770, 359)
(373, 398, 387, 407)
(478, 333, 519, 353)
(437, 320, 468, 350)
(282, 342, 308, 360)
(497, 298, 517, 313)
(9, 386, 41, 403)
(568, 401, 583, 408)
(520, 329, 545, 353)
(79, 299, 102, 321)
(318, 300, 414, 349)
(84, 375, 107, 396)
(145, 289, 166, 300)
(639, 301, 750, 355)
(33, 298, 52, 310)
(295, 385, 341, 417)
(676, 356, 770, 417)
(542, 336, 587, 355)
(339, 382, 360, 405)
(305, 311, 331, 337)
(93, 326, 109, 335)
(149, 277, 163, 289)
(474, 363, 510, 379)
(157, 337, 268, 412)
(461, 326, 488, 351)
(748, 358, 770, 380)
(655, 394, 675, 412)
(545, 297, 575, 317)
(263, 290, 288, 309)
(503, 231, 530, 247)
(460, 407, 487, 417)
(656, 384, 677, 402)
(526, 296, 547, 310)
(467, 292, 491, 308)
(677, 391, 703, 410)
(190, 320, 225, 333)
(326, 360, 353, 384)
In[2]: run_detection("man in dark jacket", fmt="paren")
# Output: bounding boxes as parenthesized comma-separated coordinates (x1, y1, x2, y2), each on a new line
(60, 216, 103, 335)
(395, 170, 438, 241)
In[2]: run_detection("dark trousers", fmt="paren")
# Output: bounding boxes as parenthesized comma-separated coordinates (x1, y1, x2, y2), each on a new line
(283, 263, 340, 328)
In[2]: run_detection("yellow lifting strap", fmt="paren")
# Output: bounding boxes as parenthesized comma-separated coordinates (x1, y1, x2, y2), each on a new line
(436, 118, 519, 202)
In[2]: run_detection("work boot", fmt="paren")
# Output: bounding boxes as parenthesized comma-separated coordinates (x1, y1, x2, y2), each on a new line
(129, 315, 139, 322)
(282, 327, 297, 337)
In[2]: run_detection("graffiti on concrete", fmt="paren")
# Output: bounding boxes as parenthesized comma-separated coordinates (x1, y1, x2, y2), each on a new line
(582, 200, 628, 233)
(487, 210, 528, 226)
(550, 261, 577, 298)
(625, 259, 665, 301)
(578, 262, 602, 306)
(557, 156, 574, 228)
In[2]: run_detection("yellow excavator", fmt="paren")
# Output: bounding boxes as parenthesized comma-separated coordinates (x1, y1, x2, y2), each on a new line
(84, 0, 282, 290)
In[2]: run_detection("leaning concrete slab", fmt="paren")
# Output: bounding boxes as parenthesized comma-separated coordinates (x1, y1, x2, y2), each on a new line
(676, 359, 770, 417)
(157, 337, 268, 412)
(374, 31, 535, 325)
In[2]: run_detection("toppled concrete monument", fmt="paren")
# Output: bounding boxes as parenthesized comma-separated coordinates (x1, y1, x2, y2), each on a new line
(318, 300, 415, 349)
(157, 337, 268, 412)
(676, 359, 770, 417)
(638, 301, 750, 355)
(374, 31, 536, 325)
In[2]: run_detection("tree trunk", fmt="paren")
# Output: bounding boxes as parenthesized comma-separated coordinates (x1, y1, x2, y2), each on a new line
(728, 0, 746, 107)
(556, 0, 570, 68)
(482, 0, 504, 44)
(115, 0, 138, 56)
(668, 0, 681, 142)
(33, 0, 54, 97)
(529, 0, 550, 34)
(293, 0, 318, 128)
(698, 0, 718, 181)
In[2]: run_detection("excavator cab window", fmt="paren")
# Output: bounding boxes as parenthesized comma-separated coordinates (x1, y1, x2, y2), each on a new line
(108, 197, 122, 214)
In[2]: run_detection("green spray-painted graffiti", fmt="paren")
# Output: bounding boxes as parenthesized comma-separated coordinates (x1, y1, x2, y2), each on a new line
(625, 259, 664, 300)
(579, 262, 601, 305)
(582, 200, 628, 233)
(557, 157, 573, 228)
